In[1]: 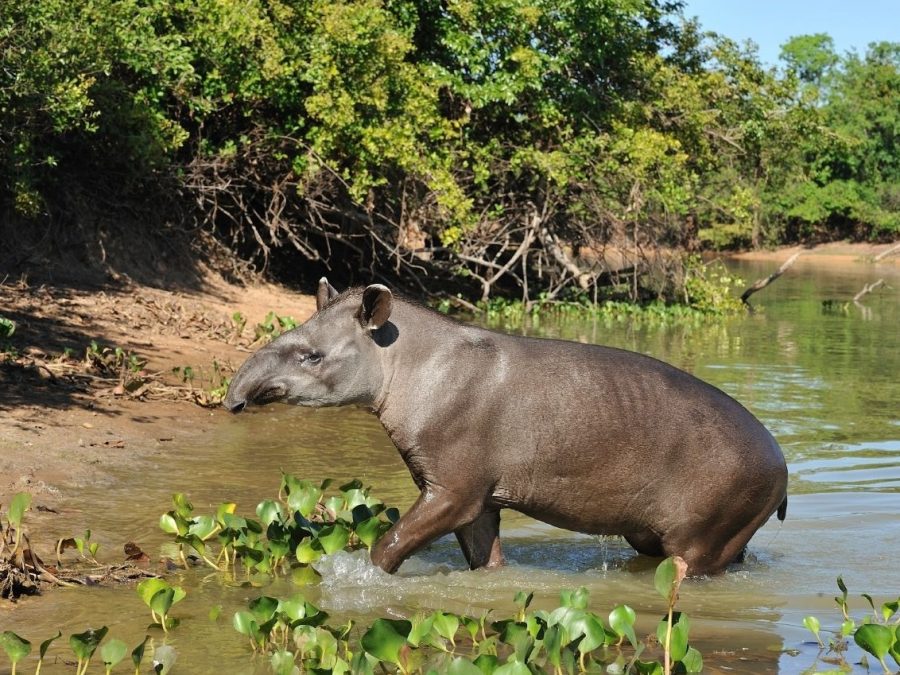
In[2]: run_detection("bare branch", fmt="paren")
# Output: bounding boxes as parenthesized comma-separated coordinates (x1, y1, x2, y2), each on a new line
(740, 251, 802, 305)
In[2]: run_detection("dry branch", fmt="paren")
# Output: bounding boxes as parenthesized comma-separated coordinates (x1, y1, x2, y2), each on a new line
(873, 243, 900, 262)
(853, 278, 884, 303)
(740, 251, 802, 305)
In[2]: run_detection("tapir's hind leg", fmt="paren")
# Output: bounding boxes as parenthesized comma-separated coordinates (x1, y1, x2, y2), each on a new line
(624, 531, 664, 557)
(663, 507, 777, 575)
(455, 510, 504, 569)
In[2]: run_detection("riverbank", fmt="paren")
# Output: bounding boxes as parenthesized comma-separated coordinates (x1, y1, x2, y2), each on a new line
(2, 239, 897, 512)
(727, 240, 900, 266)
(0, 272, 316, 512)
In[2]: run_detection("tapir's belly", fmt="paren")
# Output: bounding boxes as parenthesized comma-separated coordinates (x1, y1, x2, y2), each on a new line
(483, 386, 783, 536)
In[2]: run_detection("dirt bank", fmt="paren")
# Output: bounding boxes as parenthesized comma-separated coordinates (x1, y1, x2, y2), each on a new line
(1, 272, 316, 511)
(726, 240, 900, 266)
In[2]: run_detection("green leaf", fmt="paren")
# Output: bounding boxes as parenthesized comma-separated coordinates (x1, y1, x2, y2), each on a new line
(559, 587, 589, 610)
(296, 538, 323, 564)
(609, 604, 638, 648)
(131, 636, 150, 669)
(249, 596, 279, 624)
(432, 611, 460, 643)
(69, 627, 108, 661)
(318, 524, 351, 554)
(360, 619, 412, 664)
(633, 659, 663, 674)
(473, 654, 499, 674)
(0, 631, 31, 665)
(447, 656, 484, 674)
(256, 500, 284, 526)
(656, 612, 689, 662)
(291, 564, 322, 586)
(101, 638, 128, 668)
(233, 611, 261, 638)
(654, 557, 676, 602)
(271, 649, 299, 675)
(188, 514, 218, 539)
(493, 661, 531, 675)
(158, 512, 181, 535)
(39, 630, 62, 660)
(854, 624, 895, 661)
(172, 493, 193, 519)
(8, 492, 32, 527)
(216, 502, 237, 525)
(137, 578, 169, 608)
(543, 623, 565, 667)
(681, 646, 704, 672)
(286, 481, 321, 518)
(150, 588, 176, 618)
(575, 613, 608, 653)
(513, 591, 534, 611)
(407, 614, 436, 648)
(891, 625, 900, 667)
(803, 615, 822, 645)
(355, 516, 389, 548)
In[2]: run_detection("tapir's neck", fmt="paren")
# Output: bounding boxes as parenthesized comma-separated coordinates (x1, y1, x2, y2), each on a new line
(370, 300, 497, 452)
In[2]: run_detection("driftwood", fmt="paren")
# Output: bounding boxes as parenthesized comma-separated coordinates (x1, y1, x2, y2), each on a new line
(853, 278, 884, 303)
(740, 251, 802, 305)
(873, 243, 900, 262)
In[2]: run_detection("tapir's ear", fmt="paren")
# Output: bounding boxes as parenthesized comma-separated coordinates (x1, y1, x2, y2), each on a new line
(316, 277, 340, 312)
(360, 284, 392, 331)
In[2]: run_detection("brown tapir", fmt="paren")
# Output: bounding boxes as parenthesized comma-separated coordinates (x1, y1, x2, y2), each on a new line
(224, 279, 788, 575)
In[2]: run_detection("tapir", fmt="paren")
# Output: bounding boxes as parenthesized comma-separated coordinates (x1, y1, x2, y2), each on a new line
(224, 279, 788, 575)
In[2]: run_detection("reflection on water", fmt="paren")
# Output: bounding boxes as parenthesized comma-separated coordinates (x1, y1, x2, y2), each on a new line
(5, 260, 898, 673)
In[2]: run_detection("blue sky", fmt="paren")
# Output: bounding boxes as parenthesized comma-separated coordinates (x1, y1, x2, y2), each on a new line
(680, 0, 898, 65)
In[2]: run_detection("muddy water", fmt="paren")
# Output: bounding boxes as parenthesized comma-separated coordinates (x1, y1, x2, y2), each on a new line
(4, 259, 899, 674)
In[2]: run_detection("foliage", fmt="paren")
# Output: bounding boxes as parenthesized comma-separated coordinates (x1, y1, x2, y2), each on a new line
(802, 576, 900, 674)
(229, 564, 702, 674)
(157, 475, 399, 578)
(0, 316, 15, 339)
(5, 0, 896, 302)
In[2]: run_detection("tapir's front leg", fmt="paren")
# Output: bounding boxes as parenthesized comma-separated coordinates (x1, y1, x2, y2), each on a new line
(370, 487, 483, 573)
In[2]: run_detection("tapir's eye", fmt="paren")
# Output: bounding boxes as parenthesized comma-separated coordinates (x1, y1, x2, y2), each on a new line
(303, 351, 323, 365)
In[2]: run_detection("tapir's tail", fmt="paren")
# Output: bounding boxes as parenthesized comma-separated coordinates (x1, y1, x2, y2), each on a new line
(777, 495, 788, 521)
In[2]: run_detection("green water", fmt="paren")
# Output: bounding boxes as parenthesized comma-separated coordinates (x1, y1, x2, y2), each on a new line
(3, 259, 898, 674)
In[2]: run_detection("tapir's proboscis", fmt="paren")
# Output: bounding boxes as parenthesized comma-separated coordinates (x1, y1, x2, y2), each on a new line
(224, 279, 788, 576)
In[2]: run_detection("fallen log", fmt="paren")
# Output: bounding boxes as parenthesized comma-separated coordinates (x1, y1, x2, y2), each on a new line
(873, 243, 900, 262)
(853, 278, 885, 303)
(740, 251, 802, 306)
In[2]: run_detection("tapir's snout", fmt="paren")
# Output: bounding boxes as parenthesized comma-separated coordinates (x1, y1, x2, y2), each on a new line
(226, 399, 246, 414)
(223, 349, 274, 413)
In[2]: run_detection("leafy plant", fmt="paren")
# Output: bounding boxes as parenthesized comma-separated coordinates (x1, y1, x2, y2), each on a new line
(0, 316, 15, 339)
(136, 578, 186, 633)
(0, 631, 30, 675)
(3, 492, 32, 559)
(69, 627, 108, 675)
(254, 312, 298, 344)
(158, 476, 398, 579)
(227, 558, 703, 674)
(802, 577, 900, 673)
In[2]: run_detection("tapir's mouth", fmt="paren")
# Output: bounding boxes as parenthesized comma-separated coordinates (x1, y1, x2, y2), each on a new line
(251, 384, 287, 406)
